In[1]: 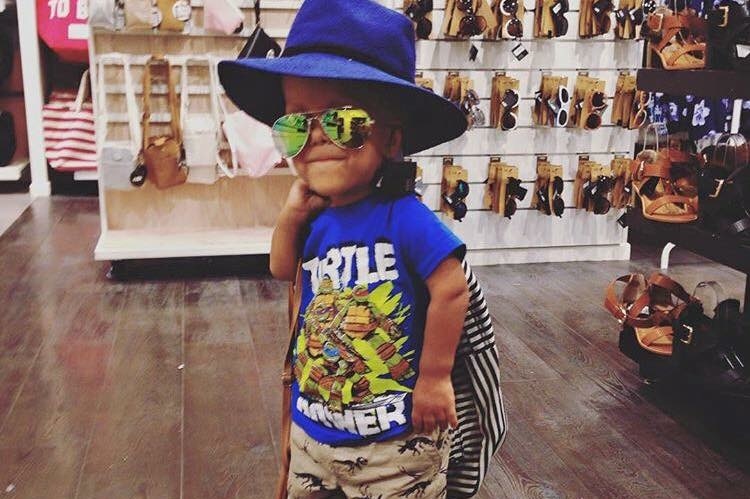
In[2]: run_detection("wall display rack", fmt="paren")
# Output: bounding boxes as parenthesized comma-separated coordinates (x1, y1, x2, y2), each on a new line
(15, 0, 645, 265)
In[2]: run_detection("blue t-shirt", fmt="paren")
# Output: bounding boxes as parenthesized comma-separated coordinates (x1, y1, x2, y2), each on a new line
(291, 193, 465, 446)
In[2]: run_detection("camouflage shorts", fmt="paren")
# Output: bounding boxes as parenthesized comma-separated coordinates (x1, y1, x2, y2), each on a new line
(288, 422, 452, 499)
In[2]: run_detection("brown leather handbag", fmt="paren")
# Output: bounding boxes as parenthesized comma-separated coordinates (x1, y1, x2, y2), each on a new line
(140, 56, 188, 190)
(275, 262, 302, 499)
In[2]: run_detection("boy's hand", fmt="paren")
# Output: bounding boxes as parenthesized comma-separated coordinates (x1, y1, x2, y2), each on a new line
(283, 178, 330, 225)
(411, 374, 458, 434)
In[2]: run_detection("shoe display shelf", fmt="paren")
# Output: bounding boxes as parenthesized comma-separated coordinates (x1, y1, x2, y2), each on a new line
(626, 208, 750, 315)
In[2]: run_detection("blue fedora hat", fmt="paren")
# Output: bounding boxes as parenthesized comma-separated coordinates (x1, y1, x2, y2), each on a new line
(218, 0, 467, 156)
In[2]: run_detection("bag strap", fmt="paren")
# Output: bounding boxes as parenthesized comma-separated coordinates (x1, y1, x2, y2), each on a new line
(276, 259, 302, 499)
(73, 69, 90, 112)
(142, 57, 154, 150)
(284, 260, 303, 386)
(122, 56, 142, 153)
(207, 57, 236, 177)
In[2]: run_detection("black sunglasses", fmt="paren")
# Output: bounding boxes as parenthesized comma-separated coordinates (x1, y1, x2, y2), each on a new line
(585, 175, 614, 214)
(457, 0, 488, 37)
(536, 176, 564, 217)
(405, 0, 433, 39)
(443, 179, 470, 221)
(500, 89, 519, 131)
(505, 177, 528, 219)
(550, 0, 570, 37)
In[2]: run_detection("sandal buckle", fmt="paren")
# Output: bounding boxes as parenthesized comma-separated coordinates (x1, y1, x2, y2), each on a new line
(651, 12, 664, 32)
(708, 178, 725, 198)
(680, 324, 694, 345)
(718, 6, 729, 28)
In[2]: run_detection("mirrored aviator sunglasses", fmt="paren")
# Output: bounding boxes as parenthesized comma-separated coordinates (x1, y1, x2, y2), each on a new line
(271, 107, 375, 158)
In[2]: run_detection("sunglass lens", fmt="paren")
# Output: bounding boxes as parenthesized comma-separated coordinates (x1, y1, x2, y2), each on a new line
(321, 108, 373, 149)
(416, 17, 432, 38)
(591, 91, 606, 109)
(500, 0, 518, 16)
(586, 112, 602, 129)
(453, 202, 468, 220)
(506, 17, 523, 38)
(272, 113, 309, 157)
(501, 111, 517, 131)
(552, 176, 564, 194)
(455, 179, 470, 199)
(457, 0, 473, 11)
(503, 89, 519, 108)
(505, 198, 517, 218)
(553, 196, 565, 216)
(557, 109, 568, 127)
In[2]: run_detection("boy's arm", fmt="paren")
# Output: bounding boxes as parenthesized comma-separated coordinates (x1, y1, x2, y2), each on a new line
(412, 256, 470, 434)
(269, 179, 329, 281)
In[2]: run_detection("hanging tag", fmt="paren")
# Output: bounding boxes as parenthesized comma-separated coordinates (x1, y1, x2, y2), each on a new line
(172, 0, 192, 22)
(617, 212, 629, 228)
(511, 42, 529, 61)
(469, 44, 479, 61)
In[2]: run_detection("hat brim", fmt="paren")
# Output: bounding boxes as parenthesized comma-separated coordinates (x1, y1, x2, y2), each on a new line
(218, 53, 467, 156)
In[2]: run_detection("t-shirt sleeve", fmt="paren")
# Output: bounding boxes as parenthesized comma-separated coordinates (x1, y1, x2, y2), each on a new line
(398, 195, 466, 281)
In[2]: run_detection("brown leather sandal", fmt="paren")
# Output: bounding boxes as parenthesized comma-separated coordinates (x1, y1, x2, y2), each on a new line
(605, 272, 695, 356)
(643, 7, 707, 70)
(630, 150, 699, 223)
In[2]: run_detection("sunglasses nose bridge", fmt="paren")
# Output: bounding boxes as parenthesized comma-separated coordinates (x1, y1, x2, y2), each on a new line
(306, 114, 331, 147)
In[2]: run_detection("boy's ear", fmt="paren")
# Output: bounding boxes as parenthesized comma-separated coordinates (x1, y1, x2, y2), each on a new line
(385, 128, 403, 159)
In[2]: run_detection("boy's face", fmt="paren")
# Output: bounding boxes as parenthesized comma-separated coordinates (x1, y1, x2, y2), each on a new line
(282, 77, 400, 203)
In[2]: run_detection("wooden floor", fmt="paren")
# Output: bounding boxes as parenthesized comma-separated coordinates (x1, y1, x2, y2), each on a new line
(1, 196, 749, 499)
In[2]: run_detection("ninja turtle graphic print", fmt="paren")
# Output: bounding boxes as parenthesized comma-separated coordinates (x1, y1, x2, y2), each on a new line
(292, 193, 465, 446)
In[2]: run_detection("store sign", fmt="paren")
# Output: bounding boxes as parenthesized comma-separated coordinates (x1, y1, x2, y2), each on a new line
(37, 0, 90, 63)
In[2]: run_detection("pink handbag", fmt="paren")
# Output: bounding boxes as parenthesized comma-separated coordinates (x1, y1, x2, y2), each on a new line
(203, 0, 244, 35)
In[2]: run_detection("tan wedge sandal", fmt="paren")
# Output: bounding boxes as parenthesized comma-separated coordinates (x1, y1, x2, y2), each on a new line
(643, 7, 707, 70)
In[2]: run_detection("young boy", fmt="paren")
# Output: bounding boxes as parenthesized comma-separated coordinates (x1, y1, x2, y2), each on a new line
(219, 0, 477, 496)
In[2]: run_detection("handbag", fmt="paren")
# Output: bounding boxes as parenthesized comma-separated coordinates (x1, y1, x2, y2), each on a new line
(155, 0, 190, 32)
(125, 0, 153, 29)
(182, 59, 221, 184)
(90, 0, 123, 29)
(140, 56, 188, 189)
(35, 0, 89, 63)
(209, 57, 281, 178)
(204, 0, 244, 35)
(42, 70, 98, 171)
(98, 54, 143, 190)
(238, 2, 282, 59)
(0, 110, 15, 166)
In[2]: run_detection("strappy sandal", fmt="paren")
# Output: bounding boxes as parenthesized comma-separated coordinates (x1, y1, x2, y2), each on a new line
(642, 7, 707, 70)
(630, 126, 699, 223)
(605, 272, 694, 356)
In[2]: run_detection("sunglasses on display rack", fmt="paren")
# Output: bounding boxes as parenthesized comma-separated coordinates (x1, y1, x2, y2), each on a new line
(550, 0, 569, 37)
(592, 0, 613, 33)
(585, 175, 614, 214)
(462, 89, 486, 129)
(546, 86, 570, 127)
(271, 106, 376, 158)
(537, 176, 565, 216)
(500, 0, 524, 38)
(444, 179, 470, 221)
(457, 0, 488, 37)
(505, 177, 528, 218)
(584, 90, 608, 130)
(500, 88, 519, 131)
(405, 0, 434, 39)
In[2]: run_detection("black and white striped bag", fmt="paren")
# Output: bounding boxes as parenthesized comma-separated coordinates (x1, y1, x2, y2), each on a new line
(447, 259, 507, 498)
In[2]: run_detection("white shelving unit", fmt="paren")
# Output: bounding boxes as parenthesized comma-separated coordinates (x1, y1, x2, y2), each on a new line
(0, 159, 29, 181)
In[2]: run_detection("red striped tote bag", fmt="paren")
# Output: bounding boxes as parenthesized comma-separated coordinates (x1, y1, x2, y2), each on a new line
(42, 70, 97, 171)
